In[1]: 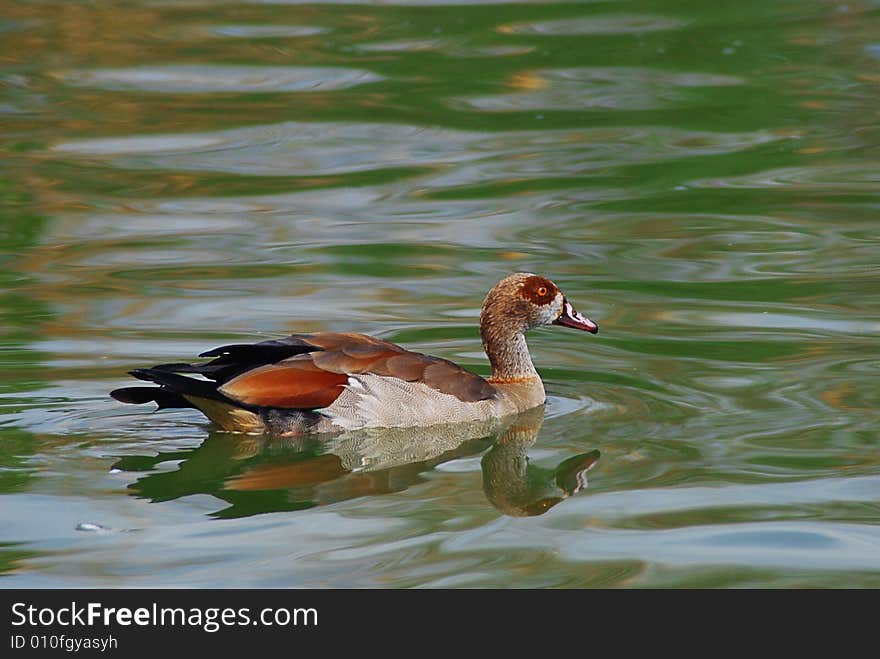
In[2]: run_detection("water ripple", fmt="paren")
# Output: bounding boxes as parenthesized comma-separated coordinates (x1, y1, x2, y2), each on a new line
(358, 38, 534, 58)
(500, 15, 689, 35)
(482, 521, 880, 571)
(56, 65, 383, 93)
(208, 25, 328, 38)
(50, 121, 777, 181)
(689, 164, 880, 191)
(460, 67, 745, 112)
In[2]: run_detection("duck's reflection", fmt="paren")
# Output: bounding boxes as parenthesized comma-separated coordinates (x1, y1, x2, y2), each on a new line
(113, 406, 599, 518)
(482, 410, 599, 517)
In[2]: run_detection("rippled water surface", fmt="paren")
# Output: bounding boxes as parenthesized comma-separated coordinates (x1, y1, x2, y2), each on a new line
(1, 0, 879, 588)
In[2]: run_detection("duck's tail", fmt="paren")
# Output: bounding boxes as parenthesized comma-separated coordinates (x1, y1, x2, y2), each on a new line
(111, 366, 265, 433)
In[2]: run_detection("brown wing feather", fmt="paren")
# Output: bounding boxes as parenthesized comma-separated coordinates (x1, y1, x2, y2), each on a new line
(375, 353, 428, 381)
(219, 331, 496, 410)
(311, 346, 393, 373)
(308, 335, 496, 402)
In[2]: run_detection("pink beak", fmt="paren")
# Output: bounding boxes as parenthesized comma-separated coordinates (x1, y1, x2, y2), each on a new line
(554, 298, 598, 334)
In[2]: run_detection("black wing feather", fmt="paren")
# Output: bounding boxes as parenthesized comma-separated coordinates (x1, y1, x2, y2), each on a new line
(110, 335, 323, 410)
(109, 386, 195, 409)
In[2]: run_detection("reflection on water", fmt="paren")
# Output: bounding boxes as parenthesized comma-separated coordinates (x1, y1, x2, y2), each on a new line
(2, 0, 880, 587)
(57, 66, 384, 93)
(112, 407, 599, 519)
(481, 409, 599, 517)
(500, 15, 690, 35)
(206, 25, 329, 39)
(49, 120, 781, 197)
(461, 67, 744, 112)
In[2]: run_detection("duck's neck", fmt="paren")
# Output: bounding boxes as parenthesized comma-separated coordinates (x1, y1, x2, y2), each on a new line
(481, 324, 539, 383)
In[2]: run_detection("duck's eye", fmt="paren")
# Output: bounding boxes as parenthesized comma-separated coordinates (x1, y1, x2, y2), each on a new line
(536, 286, 548, 297)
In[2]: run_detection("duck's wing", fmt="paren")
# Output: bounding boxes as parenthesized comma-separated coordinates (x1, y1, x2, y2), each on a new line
(217, 332, 497, 410)
(112, 332, 495, 414)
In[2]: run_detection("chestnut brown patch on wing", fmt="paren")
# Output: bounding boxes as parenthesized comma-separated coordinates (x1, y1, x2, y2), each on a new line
(219, 360, 348, 409)
(519, 275, 558, 306)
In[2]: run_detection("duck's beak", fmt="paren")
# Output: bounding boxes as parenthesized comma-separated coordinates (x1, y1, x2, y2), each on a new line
(554, 298, 598, 334)
(555, 449, 600, 494)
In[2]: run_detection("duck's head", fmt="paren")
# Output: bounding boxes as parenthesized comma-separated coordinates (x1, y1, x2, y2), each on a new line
(480, 272, 598, 336)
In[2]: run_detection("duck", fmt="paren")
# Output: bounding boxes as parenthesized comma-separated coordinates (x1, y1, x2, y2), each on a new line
(111, 272, 598, 435)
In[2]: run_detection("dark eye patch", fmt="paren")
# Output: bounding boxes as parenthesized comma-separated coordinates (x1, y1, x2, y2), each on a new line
(520, 275, 557, 306)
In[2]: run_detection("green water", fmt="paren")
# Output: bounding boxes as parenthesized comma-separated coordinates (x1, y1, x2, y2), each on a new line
(0, 0, 878, 588)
